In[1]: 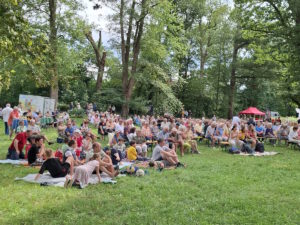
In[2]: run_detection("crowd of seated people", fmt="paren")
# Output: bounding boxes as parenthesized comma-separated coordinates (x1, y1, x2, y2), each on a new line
(3, 102, 300, 188)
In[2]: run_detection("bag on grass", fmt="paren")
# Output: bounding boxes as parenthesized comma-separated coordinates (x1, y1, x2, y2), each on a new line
(255, 143, 265, 153)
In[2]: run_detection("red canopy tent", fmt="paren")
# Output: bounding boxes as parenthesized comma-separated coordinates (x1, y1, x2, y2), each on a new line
(239, 107, 265, 117)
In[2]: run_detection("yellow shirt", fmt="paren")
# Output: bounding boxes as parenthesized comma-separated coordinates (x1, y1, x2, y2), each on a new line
(127, 146, 137, 160)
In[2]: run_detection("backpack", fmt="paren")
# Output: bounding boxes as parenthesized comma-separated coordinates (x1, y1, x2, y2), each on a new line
(255, 142, 265, 153)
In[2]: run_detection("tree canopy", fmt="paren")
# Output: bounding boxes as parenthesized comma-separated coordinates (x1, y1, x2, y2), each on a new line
(0, 0, 299, 118)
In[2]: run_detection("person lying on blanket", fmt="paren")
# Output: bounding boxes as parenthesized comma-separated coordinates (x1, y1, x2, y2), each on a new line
(27, 135, 45, 165)
(65, 153, 101, 189)
(34, 149, 74, 180)
(151, 139, 184, 168)
(7, 129, 33, 160)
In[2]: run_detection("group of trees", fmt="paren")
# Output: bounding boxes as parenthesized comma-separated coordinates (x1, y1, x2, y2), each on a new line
(0, 0, 299, 118)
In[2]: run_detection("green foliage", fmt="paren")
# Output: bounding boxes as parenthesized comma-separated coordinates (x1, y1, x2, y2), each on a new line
(69, 108, 85, 117)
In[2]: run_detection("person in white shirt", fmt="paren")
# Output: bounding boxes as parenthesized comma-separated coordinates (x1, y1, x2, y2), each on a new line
(288, 126, 300, 146)
(2, 104, 13, 135)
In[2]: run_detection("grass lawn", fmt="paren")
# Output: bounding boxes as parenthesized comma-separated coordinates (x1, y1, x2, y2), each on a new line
(0, 119, 299, 225)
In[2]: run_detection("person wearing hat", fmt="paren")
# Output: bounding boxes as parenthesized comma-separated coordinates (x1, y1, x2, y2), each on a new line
(7, 129, 33, 160)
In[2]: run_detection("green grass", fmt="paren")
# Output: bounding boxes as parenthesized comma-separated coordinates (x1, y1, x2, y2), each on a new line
(0, 120, 300, 225)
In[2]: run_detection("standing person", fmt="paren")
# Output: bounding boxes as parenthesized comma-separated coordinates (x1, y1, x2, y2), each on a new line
(112, 105, 116, 114)
(2, 104, 13, 135)
(8, 107, 20, 139)
(7, 129, 33, 160)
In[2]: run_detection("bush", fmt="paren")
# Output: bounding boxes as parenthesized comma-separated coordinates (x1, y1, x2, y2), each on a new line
(57, 103, 69, 112)
(70, 108, 86, 118)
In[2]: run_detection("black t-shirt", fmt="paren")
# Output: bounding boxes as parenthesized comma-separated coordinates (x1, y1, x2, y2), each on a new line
(27, 144, 40, 164)
(111, 148, 120, 165)
(98, 122, 106, 133)
(39, 158, 69, 178)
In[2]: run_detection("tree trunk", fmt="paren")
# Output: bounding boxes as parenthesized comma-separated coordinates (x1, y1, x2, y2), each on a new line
(228, 41, 239, 119)
(49, 0, 58, 104)
(120, 0, 147, 118)
(85, 31, 106, 92)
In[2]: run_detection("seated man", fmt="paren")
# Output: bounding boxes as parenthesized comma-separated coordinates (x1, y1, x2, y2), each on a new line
(205, 122, 217, 147)
(27, 135, 45, 165)
(65, 122, 74, 137)
(7, 129, 32, 160)
(133, 129, 148, 157)
(151, 139, 184, 167)
(35, 149, 74, 180)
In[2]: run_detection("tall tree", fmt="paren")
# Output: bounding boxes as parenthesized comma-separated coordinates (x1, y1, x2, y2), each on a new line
(85, 30, 106, 92)
(49, 0, 58, 103)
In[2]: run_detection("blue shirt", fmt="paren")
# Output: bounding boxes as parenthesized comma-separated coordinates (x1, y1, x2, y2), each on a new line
(65, 127, 74, 136)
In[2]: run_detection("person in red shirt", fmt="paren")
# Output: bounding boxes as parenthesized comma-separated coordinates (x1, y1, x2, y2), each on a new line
(8, 107, 20, 139)
(7, 129, 32, 160)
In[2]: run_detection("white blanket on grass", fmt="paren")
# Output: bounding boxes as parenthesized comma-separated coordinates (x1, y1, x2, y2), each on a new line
(0, 159, 27, 165)
(15, 173, 118, 187)
(238, 151, 280, 156)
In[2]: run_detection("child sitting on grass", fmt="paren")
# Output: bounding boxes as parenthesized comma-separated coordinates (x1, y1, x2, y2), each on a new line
(65, 153, 101, 189)
(35, 149, 74, 180)
(126, 141, 148, 161)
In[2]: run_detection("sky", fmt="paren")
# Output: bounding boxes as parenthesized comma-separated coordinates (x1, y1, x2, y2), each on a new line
(80, 0, 114, 47)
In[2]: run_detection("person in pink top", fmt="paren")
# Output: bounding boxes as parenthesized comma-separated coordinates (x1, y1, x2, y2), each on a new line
(65, 153, 101, 188)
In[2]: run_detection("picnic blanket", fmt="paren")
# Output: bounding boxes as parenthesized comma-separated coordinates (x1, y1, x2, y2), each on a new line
(0, 159, 28, 165)
(15, 173, 118, 187)
(238, 151, 280, 156)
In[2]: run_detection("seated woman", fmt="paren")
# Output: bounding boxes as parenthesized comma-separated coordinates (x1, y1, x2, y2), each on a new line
(141, 122, 152, 140)
(80, 120, 90, 137)
(278, 124, 289, 142)
(98, 118, 107, 140)
(57, 121, 67, 139)
(105, 118, 115, 133)
(27, 135, 45, 165)
(229, 125, 240, 149)
(265, 123, 277, 145)
(127, 127, 136, 142)
(185, 125, 200, 154)
(246, 124, 257, 150)
(34, 149, 74, 180)
(92, 114, 100, 127)
(92, 142, 119, 177)
(16, 120, 27, 134)
(288, 126, 300, 146)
